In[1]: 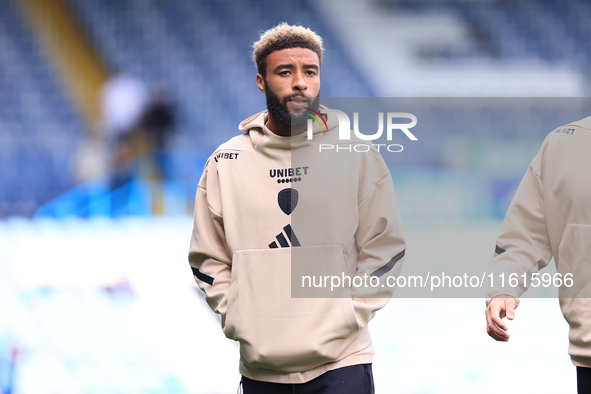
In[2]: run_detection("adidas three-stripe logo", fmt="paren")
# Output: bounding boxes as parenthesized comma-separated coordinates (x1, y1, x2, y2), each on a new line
(269, 224, 301, 248)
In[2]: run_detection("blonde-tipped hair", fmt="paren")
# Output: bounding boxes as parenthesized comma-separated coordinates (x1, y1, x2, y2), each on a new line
(252, 23, 324, 77)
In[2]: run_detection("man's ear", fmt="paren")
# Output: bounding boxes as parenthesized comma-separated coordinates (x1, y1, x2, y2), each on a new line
(256, 74, 265, 93)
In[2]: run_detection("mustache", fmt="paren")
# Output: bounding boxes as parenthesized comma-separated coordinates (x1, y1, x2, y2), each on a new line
(282, 94, 312, 105)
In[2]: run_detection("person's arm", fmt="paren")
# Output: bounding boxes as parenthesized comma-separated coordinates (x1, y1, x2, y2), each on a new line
(486, 139, 552, 341)
(351, 155, 406, 329)
(188, 160, 233, 327)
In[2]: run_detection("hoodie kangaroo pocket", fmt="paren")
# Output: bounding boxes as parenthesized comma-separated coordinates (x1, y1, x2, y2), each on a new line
(224, 245, 360, 373)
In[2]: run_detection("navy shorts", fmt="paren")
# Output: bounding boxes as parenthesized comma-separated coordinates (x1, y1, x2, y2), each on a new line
(241, 363, 375, 394)
(578, 366, 591, 394)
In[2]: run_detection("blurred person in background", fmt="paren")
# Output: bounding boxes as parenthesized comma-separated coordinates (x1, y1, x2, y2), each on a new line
(485, 116, 591, 393)
(100, 70, 149, 213)
(100, 70, 149, 191)
(142, 81, 176, 180)
(188, 23, 405, 393)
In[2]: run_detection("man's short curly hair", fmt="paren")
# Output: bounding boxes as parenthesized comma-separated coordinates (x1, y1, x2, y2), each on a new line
(252, 23, 324, 77)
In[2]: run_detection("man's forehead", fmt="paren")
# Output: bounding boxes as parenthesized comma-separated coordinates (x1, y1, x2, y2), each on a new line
(266, 47, 320, 66)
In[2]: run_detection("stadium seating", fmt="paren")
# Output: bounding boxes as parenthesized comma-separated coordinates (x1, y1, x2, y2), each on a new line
(0, 0, 83, 217)
(65, 0, 376, 149)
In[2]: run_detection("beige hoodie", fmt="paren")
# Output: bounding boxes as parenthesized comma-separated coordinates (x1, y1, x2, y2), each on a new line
(188, 107, 406, 383)
(488, 116, 591, 367)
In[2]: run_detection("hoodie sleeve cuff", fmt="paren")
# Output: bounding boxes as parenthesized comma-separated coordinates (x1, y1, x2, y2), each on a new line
(486, 292, 520, 308)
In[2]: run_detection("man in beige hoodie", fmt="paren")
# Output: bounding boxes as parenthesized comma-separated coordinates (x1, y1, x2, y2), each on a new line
(188, 23, 405, 393)
(485, 116, 591, 393)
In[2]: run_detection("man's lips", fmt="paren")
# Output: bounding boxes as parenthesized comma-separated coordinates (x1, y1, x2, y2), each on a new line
(288, 97, 309, 108)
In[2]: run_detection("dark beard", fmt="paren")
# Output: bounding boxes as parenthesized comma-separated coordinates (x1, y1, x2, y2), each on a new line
(264, 80, 320, 133)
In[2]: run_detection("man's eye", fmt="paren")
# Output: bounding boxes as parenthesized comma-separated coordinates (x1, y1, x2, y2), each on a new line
(279, 71, 290, 76)
(306, 70, 317, 76)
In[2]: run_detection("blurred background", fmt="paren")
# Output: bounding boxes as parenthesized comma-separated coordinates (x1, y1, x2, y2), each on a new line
(0, 0, 588, 392)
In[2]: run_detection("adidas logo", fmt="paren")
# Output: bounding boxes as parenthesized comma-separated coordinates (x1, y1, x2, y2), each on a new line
(269, 224, 301, 248)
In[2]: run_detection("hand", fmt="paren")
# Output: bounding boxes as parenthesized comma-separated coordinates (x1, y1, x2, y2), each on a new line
(486, 297, 516, 342)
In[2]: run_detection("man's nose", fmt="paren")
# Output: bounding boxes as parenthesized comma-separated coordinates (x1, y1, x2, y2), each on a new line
(292, 71, 307, 92)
